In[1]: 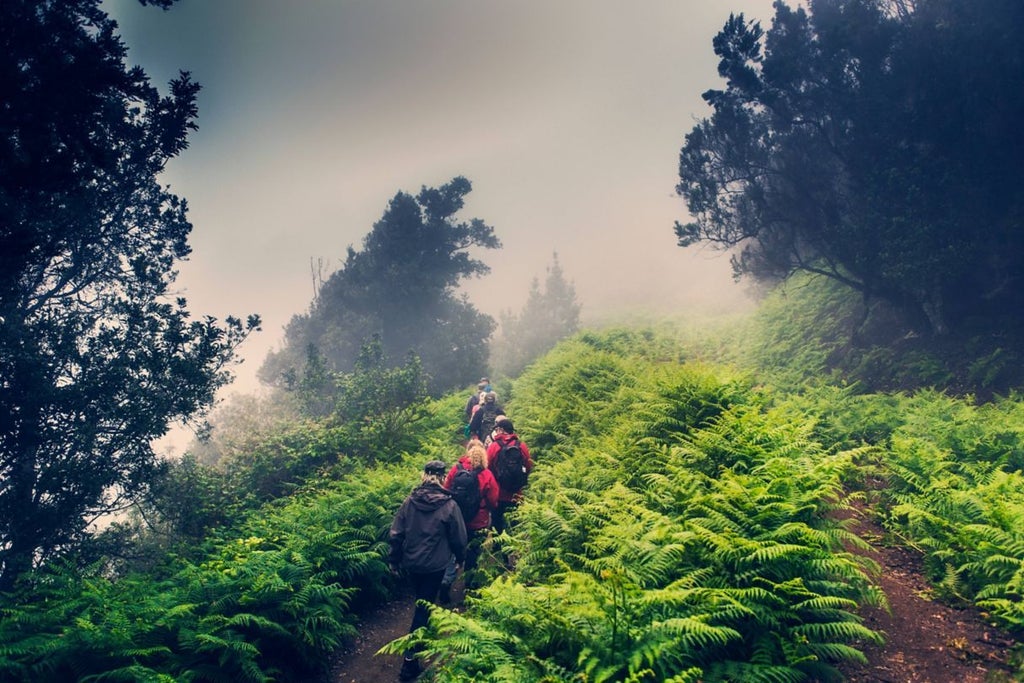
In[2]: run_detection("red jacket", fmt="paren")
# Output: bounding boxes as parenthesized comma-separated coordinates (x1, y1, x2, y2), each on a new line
(444, 455, 500, 531)
(486, 432, 533, 503)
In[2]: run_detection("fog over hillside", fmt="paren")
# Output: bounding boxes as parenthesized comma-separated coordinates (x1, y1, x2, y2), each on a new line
(105, 0, 770, 397)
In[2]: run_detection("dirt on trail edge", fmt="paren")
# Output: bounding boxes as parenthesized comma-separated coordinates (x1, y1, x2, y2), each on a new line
(325, 515, 1018, 683)
(839, 504, 1016, 682)
(324, 581, 469, 683)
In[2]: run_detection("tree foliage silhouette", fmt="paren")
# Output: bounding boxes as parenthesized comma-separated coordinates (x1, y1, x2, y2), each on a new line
(0, 0, 258, 588)
(261, 176, 499, 395)
(676, 0, 1024, 336)
(494, 252, 581, 377)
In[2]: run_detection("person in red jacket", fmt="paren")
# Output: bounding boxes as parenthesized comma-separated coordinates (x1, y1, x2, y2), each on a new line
(440, 441, 499, 600)
(486, 417, 533, 536)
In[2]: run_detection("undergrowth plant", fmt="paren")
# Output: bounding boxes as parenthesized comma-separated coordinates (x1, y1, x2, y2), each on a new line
(0, 460, 419, 681)
(384, 332, 884, 681)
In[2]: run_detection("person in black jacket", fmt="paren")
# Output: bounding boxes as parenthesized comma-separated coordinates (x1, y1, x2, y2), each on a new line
(389, 459, 468, 681)
(468, 391, 504, 443)
(463, 378, 489, 422)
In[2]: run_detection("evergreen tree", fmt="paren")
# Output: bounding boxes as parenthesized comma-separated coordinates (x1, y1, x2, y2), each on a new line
(0, 0, 258, 588)
(261, 177, 499, 395)
(494, 253, 581, 377)
(675, 0, 1024, 336)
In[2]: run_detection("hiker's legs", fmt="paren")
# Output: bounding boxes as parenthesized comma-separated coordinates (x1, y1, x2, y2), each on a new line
(407, 569, 445, 635)
(492, 501, 517, 536)
(402, 569, 445, 677)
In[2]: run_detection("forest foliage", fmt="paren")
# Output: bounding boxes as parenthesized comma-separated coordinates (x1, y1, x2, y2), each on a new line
(0, 0, 259, 590)
(4, 0, 1024, 681)
(259, 176, 500, 397)
(8, 302, 1024, 680)
(676, 0, 1024, 339)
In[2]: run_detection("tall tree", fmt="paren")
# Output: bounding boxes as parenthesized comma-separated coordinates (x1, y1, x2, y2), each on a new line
(494, 253, 581, 377)
(261, 177, 499, 395)
(0, 0, 258, 588)
(675, 0, 1024, 336)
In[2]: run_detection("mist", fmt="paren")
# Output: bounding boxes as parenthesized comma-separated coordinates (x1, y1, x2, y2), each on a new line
(104, 0, 770, 398)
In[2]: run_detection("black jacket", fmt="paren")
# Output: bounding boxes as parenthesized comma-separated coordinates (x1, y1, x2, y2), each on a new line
(469, 401, 504, 440)
(389, 482, 467, 573)
(464, 392, 480, 422)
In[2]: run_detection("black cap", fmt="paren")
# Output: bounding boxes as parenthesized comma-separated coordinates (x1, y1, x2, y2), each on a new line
(495, 417, 514, 433)
(423, 460, 447, 476)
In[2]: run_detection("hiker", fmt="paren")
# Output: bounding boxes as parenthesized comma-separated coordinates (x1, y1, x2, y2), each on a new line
(440, 441, 499, 601)
(469, 391, 504, 443)
(486, 417, 533, 536)
(388, 460, 468, 681)
(463, 377, 489, 422)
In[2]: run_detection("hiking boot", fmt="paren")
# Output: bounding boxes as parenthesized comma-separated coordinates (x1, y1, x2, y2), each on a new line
(438, 582, 452, 605)
(398, 656, 421, 681)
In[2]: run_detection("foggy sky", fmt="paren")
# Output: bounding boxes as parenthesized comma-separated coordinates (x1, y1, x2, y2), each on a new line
(104, 0, 777, 397)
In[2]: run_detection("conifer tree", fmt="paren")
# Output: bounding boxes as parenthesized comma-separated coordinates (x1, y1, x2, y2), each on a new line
(494, 253, 581, 377)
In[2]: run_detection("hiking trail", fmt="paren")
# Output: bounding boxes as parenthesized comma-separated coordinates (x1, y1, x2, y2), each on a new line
(324, 506, 1016, 682)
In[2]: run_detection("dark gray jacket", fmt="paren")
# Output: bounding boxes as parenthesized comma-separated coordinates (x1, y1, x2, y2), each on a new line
(389, 482, 467, 573)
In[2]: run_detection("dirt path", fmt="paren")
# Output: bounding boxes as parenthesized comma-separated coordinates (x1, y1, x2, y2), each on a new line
(325, 519, 1017, 683)
(324, 582, 468, 683)
(839, 507, 1016, 682)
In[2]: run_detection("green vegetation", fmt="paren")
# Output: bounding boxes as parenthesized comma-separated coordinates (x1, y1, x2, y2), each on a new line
(259, 176, 500, 396)
(0, 0, 259, 590)
(4, 289, 1024, 679)
(676, 0, 1024, 340)
(4, 1, 1024, 681)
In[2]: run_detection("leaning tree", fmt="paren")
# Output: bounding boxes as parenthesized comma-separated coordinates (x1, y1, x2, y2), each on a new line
(0, 0, 258, 588)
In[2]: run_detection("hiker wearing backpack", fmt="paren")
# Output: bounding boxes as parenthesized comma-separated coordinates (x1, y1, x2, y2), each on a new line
(486, 417, 533, 536)
(440, 441, 499, 600)
(388, 460, 468, 681)
(463, 377, 489, 423)
(469, 391, 504, 443)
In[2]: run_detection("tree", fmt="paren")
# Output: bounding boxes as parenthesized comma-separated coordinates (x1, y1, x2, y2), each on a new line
(675, 0, 1024, 336)
(493, 253, 581, 377)
(260, 177, 499, 394)
(0, 0, 258, 588)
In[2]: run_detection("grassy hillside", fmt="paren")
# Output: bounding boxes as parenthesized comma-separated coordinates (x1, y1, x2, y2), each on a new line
(3, 283, 1023, 681)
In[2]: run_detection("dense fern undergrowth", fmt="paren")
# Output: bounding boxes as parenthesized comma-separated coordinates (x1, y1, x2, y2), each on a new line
(3, 277, 1024, 681)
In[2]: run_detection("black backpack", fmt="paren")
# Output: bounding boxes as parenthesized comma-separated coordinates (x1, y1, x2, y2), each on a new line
(493, 439, 528, 492)
(450, 463, 482, 522)
(478, 403, 499, 438)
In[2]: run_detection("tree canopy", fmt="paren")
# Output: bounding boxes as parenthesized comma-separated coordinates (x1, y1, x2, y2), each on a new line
(0, 0, 258, 588)
(493, 253, 581, 377)
(675, 0, 1024, 336)
(260, 176, 500, 395)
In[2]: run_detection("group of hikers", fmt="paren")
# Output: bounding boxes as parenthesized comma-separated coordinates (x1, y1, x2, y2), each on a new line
(387, 377, 534, 681)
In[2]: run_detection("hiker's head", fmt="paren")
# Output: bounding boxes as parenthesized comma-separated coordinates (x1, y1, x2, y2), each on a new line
(484, 391, 496, 404)
(495, 417, 514, 434)
(477, 380, 487, 391)
(422, 459, 447, 486)
(465, 442, 488, 469)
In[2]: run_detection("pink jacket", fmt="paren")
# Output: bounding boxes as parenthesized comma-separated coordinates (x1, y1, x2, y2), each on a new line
(444, 455, 500, 530)
(486, 432, 534, 503)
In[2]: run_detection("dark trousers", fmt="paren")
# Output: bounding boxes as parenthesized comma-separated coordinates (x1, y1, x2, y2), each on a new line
(443, 527, 483, 586)
(492, 500, 518, 536)
(407, 569, 445, 636)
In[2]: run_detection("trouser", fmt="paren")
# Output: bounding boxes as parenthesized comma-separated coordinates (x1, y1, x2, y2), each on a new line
(442, 528, 483, 585)
(492, 500, 518, 536)
(407, 569, 446, 636)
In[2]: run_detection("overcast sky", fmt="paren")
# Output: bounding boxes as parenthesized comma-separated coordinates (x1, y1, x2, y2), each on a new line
(104, 0, 777, 397)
